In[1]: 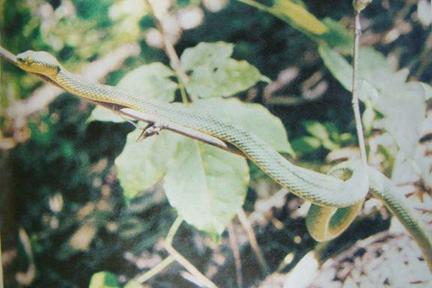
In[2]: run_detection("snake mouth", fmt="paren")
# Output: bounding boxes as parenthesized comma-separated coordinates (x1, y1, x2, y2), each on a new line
(16, 56, 33, 69)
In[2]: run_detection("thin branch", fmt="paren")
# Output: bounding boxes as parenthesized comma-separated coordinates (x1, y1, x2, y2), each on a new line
(227, 224, 243, 288)
(264, 94, 324, 107)
(351, 1, 369, 166)
(0, 46, 17, 65)
(145, 0, 190, 102)
(237, 209, 270, 276)
(133, 217, 182, 284)
(119, 108, 236, 154)
(15, 228, 36, 286)
(165, 217, 183, 246)
(135, 255, 175, 284)
(164, 242, 218, 288)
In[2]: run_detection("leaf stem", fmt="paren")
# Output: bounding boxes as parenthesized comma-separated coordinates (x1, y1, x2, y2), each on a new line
(178, 82, 189, 104)
(237, 209, 270, 275)
(352, 1, 369, 166)
(227, 224, 243, 288)
(164, 242, 218, 288)
(135, 256, 175, 284)
(166, 216, 183, 245)
(133, 217, 182, 284)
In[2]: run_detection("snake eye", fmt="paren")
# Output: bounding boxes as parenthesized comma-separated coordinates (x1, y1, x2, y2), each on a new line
(16, 56, 32, 65)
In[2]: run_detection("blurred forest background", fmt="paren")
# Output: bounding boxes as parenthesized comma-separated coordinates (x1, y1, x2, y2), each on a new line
(1, 0, 432, 287)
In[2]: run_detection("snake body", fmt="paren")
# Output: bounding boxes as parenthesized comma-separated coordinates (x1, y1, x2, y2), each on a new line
(15, 50, 432, 270)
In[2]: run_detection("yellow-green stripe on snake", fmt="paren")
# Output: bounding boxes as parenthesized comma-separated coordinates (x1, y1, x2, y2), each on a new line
(15, 50, 432, 271)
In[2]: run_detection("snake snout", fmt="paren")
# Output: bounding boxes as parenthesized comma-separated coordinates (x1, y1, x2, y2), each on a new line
(16, 50, 60, 77)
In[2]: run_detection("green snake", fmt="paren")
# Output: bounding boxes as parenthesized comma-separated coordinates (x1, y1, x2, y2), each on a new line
(14, 50, 432, 270)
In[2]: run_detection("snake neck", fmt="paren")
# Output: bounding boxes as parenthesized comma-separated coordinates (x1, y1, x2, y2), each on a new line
(54, 69, 136, 108)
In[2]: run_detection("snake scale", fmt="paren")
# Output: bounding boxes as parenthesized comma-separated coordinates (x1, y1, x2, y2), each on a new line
(15, 50, 432, 270)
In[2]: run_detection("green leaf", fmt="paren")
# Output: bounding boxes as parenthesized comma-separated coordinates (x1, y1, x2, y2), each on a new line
(180, 42, 267, 98)
(88, 272, 119, 288)
(241, 0, 328, 36)
(356, 62, 424, 158)
(319, 44, 428, 158)
(304, 121, 339, 151)
(362, 100, 376, 134)
(117, 62, 178, 102)
(406, 82, 432, 101)
(358, 48, 393, 76)
(115, 129, 179, 200)
(320, 18, 353, 53)
(319, 46, 392, 92)
(163, 138, 249, 235)
(181, 41, 233, 71)
(318, 45, 352, 90)
(358, 80, 379, 102)
(292, 136, 321, 155)
(115, 97, 291, 233)
(321, 138, 339, 151)
(372, 85, 426, 156)
(191, 98, 294, 156)
(270, 0, 328, 35)
(240, 1, 353, 50)
(304, 121, 329, 140)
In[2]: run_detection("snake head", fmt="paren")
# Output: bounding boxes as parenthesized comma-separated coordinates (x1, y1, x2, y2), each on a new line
(16, 50, 61, 78)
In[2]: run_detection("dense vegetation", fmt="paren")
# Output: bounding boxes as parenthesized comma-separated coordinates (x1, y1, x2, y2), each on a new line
(1, 1, 431, 287)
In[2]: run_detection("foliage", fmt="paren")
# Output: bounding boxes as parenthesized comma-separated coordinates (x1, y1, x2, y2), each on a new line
(90, 42, 290, 234)
(181, 42, 269, 99)
(2, 0, 432, 287)
(292, 120, 352, 156)
(239, 0, 353, 52)
(319, 45, 430, 159)
(245, 0, 432, 172)
(89, 272, 120, 288)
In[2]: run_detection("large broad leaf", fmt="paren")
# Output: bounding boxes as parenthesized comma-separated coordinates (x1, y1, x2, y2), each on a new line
(181, 41, 233, 71)
(116, 62, 177, 102)
(88, 272, 120, 288)
(371, 80, 426, 157)
(180, 42, 268, 98)
(191, 98, 294, 156)
(115, 129, 179, 200)
(163, 137, 249, 235)
(116, 97, 292, 233)
(161, 98, 293, 234)
(89, 62, 177, 122)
